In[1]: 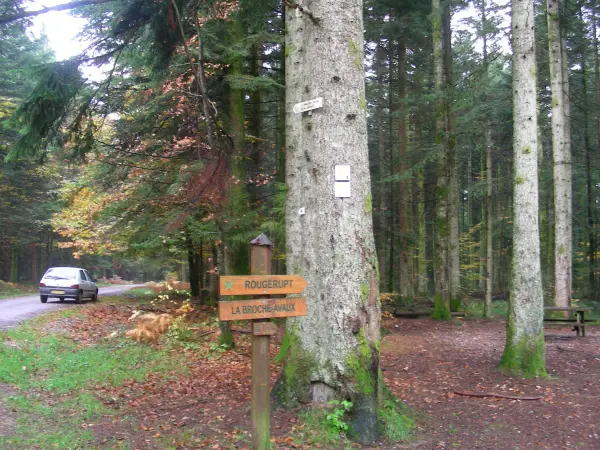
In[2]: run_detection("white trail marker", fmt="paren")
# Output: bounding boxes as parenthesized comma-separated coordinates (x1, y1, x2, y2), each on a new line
(293, 97, 323, 114)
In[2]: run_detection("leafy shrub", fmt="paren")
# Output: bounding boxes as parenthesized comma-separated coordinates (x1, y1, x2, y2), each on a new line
(325, 400, 353, 433)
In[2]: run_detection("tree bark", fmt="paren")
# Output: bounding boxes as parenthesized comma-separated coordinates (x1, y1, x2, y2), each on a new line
(197, 242, 204, 305)
(217, 227, 234, 348)
(443, 4, 460, 309)
(482, 0, 493, 318)
(485, 122, 493, 317)
(376, 42, 388, 291)
(226, 12, 250, 275)
(415, 112, 428, 295)
(31, 243, 38, 283)
(278, 1, 380, 442)
(276, 7, 287, 184)
(499, 0, 546, 377)
(432, 0, 450, 317)
(547, 0, 572, 308)
(397, 39, 413, 300)
(207, 247, 217, 306)
(9, 245, 18, 283)
(186, 233, 200, 298)
(387, 36, 396, 293)
(592, 6, 600, 300)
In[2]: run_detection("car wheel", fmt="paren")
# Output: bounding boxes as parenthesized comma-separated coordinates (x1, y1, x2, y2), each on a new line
(75, 291, 83, 304)
(40, 295, 48, 303)
(91, 291, 98, 302)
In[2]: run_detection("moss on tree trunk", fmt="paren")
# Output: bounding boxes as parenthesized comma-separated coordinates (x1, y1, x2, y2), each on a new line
(500, 330, 546, 378)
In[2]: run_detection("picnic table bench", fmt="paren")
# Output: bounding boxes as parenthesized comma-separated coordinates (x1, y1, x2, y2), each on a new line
(543, 306, 593, 337)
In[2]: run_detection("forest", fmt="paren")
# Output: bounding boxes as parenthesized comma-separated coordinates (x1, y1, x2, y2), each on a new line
(1, 0, 600, 446)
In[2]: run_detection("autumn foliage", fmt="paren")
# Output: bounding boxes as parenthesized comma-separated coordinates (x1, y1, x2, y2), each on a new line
(126, 312, 174, 342)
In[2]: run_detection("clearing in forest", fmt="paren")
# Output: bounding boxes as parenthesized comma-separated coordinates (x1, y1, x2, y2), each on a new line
(0, 291, 598, 449)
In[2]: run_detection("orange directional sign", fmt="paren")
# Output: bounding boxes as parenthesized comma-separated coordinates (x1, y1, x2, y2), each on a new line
(219, 297, 307, 321)
(220, 275, 307, 296)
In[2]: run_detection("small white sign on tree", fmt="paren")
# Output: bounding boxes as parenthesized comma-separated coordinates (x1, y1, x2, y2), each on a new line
(292, 97, 324, 114)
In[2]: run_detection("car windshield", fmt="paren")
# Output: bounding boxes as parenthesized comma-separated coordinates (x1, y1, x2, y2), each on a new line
(43, 268, 78, 280)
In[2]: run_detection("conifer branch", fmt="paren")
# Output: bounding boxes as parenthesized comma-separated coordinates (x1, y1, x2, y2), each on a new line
(0, 0, 114, 25)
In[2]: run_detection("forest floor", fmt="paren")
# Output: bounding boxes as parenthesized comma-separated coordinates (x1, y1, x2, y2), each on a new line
(0, 292, 598, 449)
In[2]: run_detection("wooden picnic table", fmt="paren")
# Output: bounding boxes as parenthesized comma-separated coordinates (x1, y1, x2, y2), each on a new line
(543, 306, 593, 337)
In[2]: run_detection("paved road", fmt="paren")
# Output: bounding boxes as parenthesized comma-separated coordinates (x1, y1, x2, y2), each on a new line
(0, 285, 143, 330)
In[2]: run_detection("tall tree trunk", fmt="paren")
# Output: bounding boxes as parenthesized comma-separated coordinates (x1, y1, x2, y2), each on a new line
(186, 233, 200, 298)
(217, 226, 234, 348)
(397, 39, 413, 300)
(576, 4, 596, 298)
(208, 245, 217, 306)
(592, 6, 600, 300)
(9, 245, 18, 283)
(482, 0, 494, 318)
(387, 37, 396, 293)
(278, 1, 380, 442)
(547, 0, 572, 307)
(276, 7, 286, 184)
(415, 112, 427, 295)
(31, 243, 38, 283)
(485, 123, 493, 317)
(432, 0, 450, 317)
(478, 152, 486, 292)
(500, 0, 546, 377)
(443, 4, 460, 310)
(376, 42, 387, 291)
(226, 12, 250, 275)
(248, 41, 262, 203)
(197, 242, 204, 305)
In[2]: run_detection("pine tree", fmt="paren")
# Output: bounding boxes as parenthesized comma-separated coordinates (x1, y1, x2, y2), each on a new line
(276, 0, 381, 442)
(500, 0, 546, 377)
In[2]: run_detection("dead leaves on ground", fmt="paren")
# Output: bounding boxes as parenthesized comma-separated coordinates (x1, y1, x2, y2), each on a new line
(126, 313, 174, 342)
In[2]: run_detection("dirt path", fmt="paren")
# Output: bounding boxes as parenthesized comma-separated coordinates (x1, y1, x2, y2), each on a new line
(381, 318, 600, 449)
(0, 285, 143, 330)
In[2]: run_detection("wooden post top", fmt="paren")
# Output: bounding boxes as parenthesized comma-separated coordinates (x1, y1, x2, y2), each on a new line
(250, 233, 273, 247)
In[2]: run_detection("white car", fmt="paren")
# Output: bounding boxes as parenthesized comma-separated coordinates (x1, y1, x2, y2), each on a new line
(39, 267, 98, 304)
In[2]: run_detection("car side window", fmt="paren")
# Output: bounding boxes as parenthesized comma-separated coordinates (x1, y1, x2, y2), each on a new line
(84, 270, 92, 281)
(79, 270, 87, 281)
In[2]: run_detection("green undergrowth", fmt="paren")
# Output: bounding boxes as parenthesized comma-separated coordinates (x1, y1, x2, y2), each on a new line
(100, 288, 155, 305)
(3, 392, 129, 448)
(127, 286, 155, 296)
(0, 302, 192, 449)
(432, 294, 451, 320)
(0, 281, 37, 299)
(292, 395, 413, 447)
(295, 405, 353, 447)
(462, 299, 508, 318)
(379, 380, 414, 443)
(0, 321, 186, 393)
(1, 389, 116, 449)
(379, 398, 414, 441)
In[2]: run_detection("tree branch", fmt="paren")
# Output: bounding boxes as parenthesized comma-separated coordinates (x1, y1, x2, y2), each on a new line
(454, 391, 542, 401)
(0, 0, 115, 25)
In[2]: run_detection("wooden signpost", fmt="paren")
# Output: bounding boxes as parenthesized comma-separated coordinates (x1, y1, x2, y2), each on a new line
(219, 297, 307, 321)
(220, 274, 307, 296)
(218, 234, 307, 450)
